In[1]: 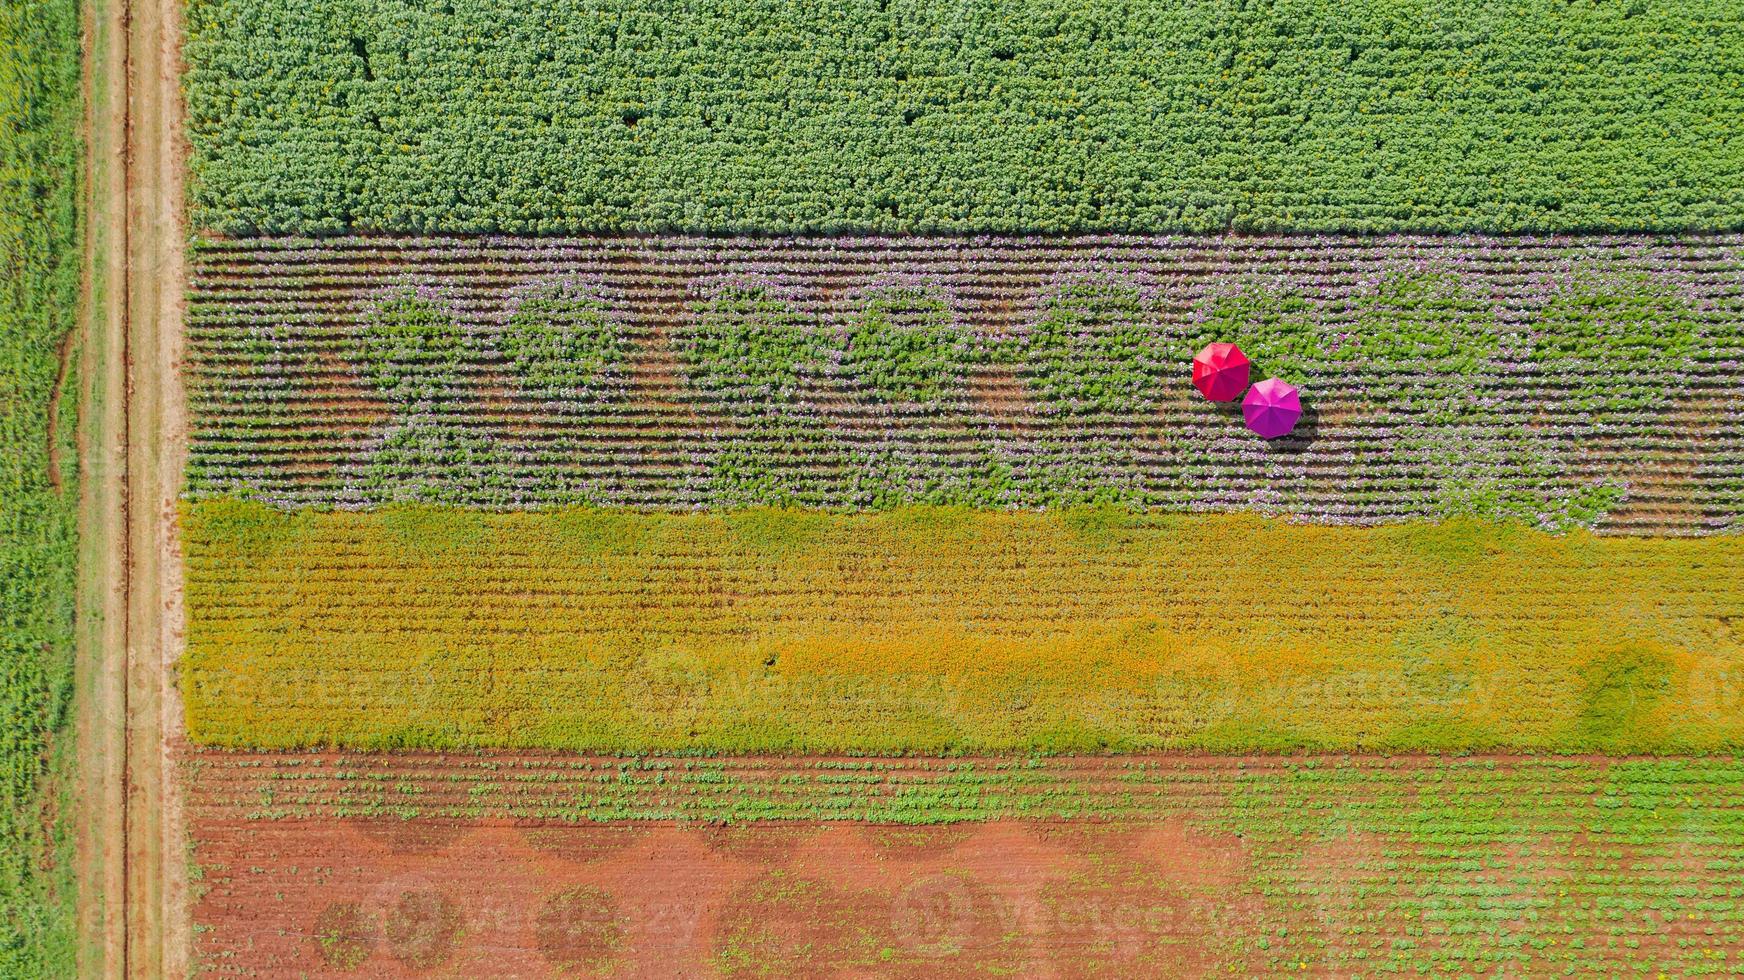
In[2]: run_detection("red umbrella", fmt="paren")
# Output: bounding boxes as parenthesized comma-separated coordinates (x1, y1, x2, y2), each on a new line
(1192, 342, 1250, 401)
(1243, 378, 1302, 439)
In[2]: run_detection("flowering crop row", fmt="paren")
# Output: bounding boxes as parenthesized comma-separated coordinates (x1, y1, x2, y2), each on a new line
(186, 235, 1744, 533)
(183, 0, 1744, 235)
(181, 499, 1744, 753)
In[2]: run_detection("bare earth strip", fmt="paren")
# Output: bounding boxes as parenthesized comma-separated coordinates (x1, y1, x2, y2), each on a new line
(185, 752, 1744, 977)
(74, 0, 192, 970)
(124, 0, 192, 966)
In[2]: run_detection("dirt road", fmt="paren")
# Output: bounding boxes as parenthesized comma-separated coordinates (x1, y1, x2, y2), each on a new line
(75, 0, 188, 971)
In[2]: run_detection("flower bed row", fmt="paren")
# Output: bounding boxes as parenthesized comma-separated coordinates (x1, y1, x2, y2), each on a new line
(186, 235, 1744, 532)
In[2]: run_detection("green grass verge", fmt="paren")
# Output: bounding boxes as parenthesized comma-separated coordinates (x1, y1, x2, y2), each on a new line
(185, 0, 1744, 235)
(0, 0, 82, 972)
(183, 501, 1744, 753)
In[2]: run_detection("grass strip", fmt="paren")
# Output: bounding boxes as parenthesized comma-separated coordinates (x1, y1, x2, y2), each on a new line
(0, 0, 82, 970)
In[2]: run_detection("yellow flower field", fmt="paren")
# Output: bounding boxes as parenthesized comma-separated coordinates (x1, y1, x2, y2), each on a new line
(182, 499, 1744, 753)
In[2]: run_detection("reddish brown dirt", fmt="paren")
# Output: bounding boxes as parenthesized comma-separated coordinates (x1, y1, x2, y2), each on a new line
(523, 824, 650, 865)
(198, 821, 1224, 978)
(966, 364, 1035, 432)
(185, 752, 1744, 976)
(1293, 830, 1390, 958)
(341, 817, 470, 858)
(197, 814, 1743, 978)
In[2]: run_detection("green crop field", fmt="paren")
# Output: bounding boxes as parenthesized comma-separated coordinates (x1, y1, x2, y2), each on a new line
(185, 0, 1744, 235)
(0, 0, 83, 972)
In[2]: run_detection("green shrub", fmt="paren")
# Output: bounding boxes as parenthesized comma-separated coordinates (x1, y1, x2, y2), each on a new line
(1191, 279, 1323, 385)
(358, 285, 467, 404)
(679, 280, 820, 403)
(703, 416, 853, 507)
(1530, 271, 1701, 421)
(856, 437, 1016, 509)
(840, 283, 972, 406)
(238, 320, 307, 396)
(1022, 276, 1155, 413)
(500, 277, 626, 402)
(1341, 270, 1498, 421)
(1418, 425, 1627, 532)
(352, 420, 515, 506)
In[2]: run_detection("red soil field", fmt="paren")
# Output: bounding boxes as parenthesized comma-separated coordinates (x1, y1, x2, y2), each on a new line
(191, 819, 1298, 977)
(186, 752, 1744, 977)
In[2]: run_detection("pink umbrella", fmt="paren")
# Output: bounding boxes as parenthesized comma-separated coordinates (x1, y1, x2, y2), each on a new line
(1243, 378, 1302, 439)
(1192, 342, 1250, 401)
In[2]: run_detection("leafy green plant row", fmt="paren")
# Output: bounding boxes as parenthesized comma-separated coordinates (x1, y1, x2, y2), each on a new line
(0, 0, 82, 972)
(184, 235, 1744, 532)
(183, 0, 1744, 235)
(186, 751, 1744, 826)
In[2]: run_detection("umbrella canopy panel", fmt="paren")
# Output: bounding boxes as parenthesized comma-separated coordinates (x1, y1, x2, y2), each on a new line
(1193, 342, 1251, 401)
(1243, 377, 1302, 439)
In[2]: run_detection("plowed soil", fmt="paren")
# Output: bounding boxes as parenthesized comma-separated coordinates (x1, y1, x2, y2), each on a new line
(190, 819, 1297, 978)
(187, 752, 1744, 977)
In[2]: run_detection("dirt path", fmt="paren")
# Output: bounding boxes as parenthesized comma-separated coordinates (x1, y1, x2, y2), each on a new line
(75, 0, 189, 971)
(123, 0, 191, 970)
(72, 0, 130, 969)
